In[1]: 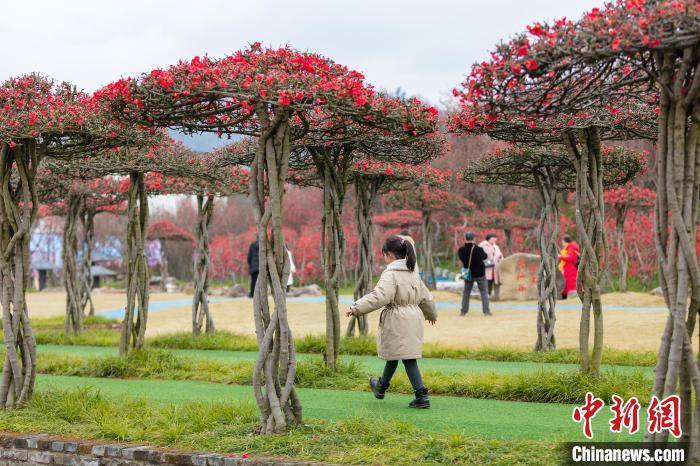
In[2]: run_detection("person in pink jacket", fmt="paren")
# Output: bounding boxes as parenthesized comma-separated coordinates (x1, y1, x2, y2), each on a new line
(479, 233, 504, 296)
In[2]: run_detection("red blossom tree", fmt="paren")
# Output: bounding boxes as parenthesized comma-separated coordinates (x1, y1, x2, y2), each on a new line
(451, 1, 700, 442)
(38, 174, 126, 333)
(0, 74, 153, 408)
(448, 10, 657, 373)
(604, 183, 655, 292)
(99, 44, 439, 432)
(43, 139, 244, 350)
(146, 219, 196, 292)
(463, 144, 644, 351)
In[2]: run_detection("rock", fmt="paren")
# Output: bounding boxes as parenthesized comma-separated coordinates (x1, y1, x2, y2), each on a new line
(287, 284, 323, 297)
(498, 253, 564, 301)
(650, 287, 664, 296)
(224, 284, 249, 298)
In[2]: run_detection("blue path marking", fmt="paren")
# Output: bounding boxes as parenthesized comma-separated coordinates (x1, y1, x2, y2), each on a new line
(99, 297, 233, 319)
(97, 295, 668, 319)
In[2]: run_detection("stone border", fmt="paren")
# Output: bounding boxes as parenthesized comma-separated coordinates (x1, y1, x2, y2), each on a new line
(0, 432, 325, 465)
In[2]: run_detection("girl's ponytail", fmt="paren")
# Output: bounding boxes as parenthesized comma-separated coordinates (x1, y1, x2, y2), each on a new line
(404, 239, 416, 272)
(382, 235, 417, 272)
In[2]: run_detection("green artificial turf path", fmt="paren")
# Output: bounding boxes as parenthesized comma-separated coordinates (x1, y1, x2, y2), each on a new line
(37, 344, 651, 376)
(35, 374, 641, 442)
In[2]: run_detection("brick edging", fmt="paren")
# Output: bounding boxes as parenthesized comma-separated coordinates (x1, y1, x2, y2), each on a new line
(0, 432, 326, 465)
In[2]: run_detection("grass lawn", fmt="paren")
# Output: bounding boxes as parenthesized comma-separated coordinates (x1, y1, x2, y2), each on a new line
(35, 374, 641, 442)
(37, 344, 652, 376)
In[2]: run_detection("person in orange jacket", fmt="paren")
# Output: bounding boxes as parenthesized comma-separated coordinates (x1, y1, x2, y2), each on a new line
(558, 235, 580, 299)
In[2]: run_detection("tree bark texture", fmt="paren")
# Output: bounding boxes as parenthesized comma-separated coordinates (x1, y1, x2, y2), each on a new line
(249, 106, 302, 434)
(346, 176, 380, 337)
(421, 209, 436, 291)
(562, 128, 607, 374)
(613, 205, 629, 292)
(0, 140, 38, 408)
(79, 210, 95, 317)
(62, 194, 84, 335)
(645, 49, 700, 451)
(314, 153, 347, 370)
(533, 172, 559, 351)
(192, 194, 215, 335)
(119, 171, 149, 355)
(159, 241, 168, 292)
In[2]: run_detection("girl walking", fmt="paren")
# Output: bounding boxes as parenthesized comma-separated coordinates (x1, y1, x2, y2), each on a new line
(346, 235, 437, 408)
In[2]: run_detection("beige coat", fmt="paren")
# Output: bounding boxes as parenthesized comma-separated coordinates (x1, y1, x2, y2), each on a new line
(350, 259, 437, 360)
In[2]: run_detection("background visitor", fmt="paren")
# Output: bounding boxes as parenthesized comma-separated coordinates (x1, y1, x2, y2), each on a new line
(558, 235, 580, 299)
(247, 240, 259, 298)
(458, 232, 492, 316)
(479, 233, 503, 297)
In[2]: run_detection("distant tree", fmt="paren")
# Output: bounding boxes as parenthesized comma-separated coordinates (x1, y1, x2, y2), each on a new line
(464, 145, 644, 351)
(604, 184, 655, 292)
(38, 175, 125, 333)
(0, 74, 150, 407)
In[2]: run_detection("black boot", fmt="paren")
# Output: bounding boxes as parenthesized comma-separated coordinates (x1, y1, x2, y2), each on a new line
(369, 377, 388, 399)
(409, 387, 430, 409)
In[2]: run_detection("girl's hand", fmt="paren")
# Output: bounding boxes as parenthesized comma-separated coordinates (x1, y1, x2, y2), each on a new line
(346, 309, 355, 318)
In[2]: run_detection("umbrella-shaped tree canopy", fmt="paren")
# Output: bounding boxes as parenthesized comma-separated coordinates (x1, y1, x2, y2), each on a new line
(147, 220, 195, 244)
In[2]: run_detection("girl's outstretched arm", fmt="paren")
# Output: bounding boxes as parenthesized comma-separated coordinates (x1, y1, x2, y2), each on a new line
(350, 272, 396, 316)
(418, 280, 437, 324)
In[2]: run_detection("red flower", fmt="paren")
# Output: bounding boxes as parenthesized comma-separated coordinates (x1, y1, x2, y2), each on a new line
(524, 59, 538, 71)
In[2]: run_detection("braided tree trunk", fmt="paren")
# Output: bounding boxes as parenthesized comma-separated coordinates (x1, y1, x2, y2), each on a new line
(192, 194, 215, 335)
(315, 154, 347, 369)
(119, 171, 149, 355)
(613, 205, 629, 293)
(159, 241, 168, 292)
(62, 194, 84, 334)
(249, 107, 302, 434)
(0, 141, 38, 408)
(421, 209, 436, 291)
(645, 49, 700, 450)
(533, 171, 558, 351)
(562, 128, 607, 374)
(79, 209, 95, 316)
(346, 176, 380, 337)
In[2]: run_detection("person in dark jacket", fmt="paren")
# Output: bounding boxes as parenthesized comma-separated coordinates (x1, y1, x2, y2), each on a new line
(247, 240, 259, 298)
(457, 232, 492, 316)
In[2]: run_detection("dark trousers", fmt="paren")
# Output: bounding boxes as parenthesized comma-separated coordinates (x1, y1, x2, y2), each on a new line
(461, 277, 491, 315)
(249, 271, 259, 298)
(381, 359, 424, 391)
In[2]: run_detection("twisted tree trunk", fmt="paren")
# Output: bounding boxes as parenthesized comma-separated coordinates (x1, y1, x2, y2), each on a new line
(192, 194, 215, 335)
(249, 106, 302, 434)
(0, 140, 38, 408)
(79, 209, 95, 316)
(533, 171, 558, 351)
(645, 49, 700, 452)
(62, 194, 84, 334)
(346, 176, 380, 337)
(421, 209, 436, 290)
(119, 171, 149, 355)
(613, 205, 629, 293)
(314, 154, 347, 370)
(503, 229, 513, 255)
(159, 241, 168, 292)
(563, 128, 607, 374)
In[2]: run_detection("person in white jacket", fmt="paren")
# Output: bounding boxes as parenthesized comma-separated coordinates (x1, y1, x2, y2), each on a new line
(287, 248, 296, 292)
(479, 233, 504, 296)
